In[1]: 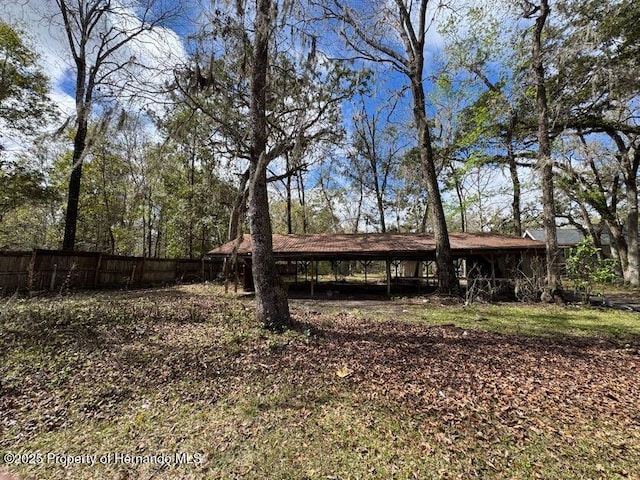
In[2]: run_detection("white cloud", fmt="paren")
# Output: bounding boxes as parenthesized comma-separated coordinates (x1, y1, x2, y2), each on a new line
(4, 0, 188, 120)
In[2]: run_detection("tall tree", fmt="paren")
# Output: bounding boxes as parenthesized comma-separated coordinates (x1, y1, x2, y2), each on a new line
(0, 161, 56, 226)
(270, 192, 341, 234)
(440, 6, 536, 237)
(176, 0, 357, 328)
(175, 42, 352, 242)
(550, 0, 640, 286)
(426, 72, 478, 234)
(0, 21, 58, 240)
(347, 102, 404, 233)
(525, 0, 562, 299)
(54, 0, 177, 250)
(247, 0, 291, 329)
(320, 0, 459, 292)
(158, 109, 236, 258)
(395, 147, 430, 233)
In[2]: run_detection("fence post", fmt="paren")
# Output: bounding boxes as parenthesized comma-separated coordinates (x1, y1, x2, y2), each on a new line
(234, 260, 239, 293)
(140, 256, 146, 286)
(27, 249, 37, 292)
(128, 264, 136, 290)
(310, 260, 315, 297)
(490, 254, 496, 290)
(94, 253, 102, 289)
(224, 258, 230, 293)
(49, 263, 57, 291)
(386, 259, 391, 296)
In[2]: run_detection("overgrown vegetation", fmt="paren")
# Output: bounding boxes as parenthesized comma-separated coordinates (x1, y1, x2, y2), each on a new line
(567, 238, 620, 301)
(1, 286, 638, 479)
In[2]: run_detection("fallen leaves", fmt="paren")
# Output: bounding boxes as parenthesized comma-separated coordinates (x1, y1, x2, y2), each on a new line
(1, 286, 639, 479)
(281, 308, 640, 466)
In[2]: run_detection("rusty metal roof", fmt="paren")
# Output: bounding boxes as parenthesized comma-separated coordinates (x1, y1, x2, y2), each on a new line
(208, 233, 545, 260)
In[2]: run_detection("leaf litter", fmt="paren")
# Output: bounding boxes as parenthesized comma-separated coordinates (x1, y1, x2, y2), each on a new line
(1, 285, 639, 479)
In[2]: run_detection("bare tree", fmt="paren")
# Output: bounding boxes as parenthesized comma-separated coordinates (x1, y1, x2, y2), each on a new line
(55, 0, 178, 250)
(319, 0, 459, 292)
(349, 103, 404, 233)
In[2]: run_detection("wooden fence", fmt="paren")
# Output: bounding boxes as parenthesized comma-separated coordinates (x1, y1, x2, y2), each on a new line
(0, 250, 222, 293)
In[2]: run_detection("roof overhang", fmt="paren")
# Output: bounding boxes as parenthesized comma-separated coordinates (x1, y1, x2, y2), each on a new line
(207, 233, 545, 261)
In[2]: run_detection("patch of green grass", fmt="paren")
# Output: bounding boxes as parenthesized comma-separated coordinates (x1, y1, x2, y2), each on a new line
(8, 388, 638, 479)
(581, 282, 640, 298)
(413, 303, 640, 339)
(324, 299, 640, 340)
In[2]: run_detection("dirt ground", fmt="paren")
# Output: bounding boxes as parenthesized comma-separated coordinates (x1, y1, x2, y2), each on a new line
(236, 281, 640, 314)
(235, 281, 462, 315)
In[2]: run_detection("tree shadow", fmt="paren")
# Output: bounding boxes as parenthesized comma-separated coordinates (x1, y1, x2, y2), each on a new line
(291, 316, 640, 364)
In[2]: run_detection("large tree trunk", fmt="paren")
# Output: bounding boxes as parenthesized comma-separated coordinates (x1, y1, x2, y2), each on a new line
(604, 132, 639, 285)
(227, 170, 250, 241)
(374, 179, 386, 233)
(62, 116, 88, 250)
(297, 169, 308, 233)
(188, 143, 196, 259)
(624, 166, 639, 285)
(410, 76, 459, 293)
(248, 0, 291, 330)
(451, 167, 466, 232)
(531, 0, 562, 299)
(606, 221, 628, 278)
(368, 146, 387, 233)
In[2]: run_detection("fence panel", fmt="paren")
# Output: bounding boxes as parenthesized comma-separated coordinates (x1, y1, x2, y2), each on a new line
(97, 255, 139, 288)
(140, 258, 177, 285)
(0, 250, 221, 293)
(176, 260, 206, 282)
(32, 250, 99, 291)
(0, 252, 33, 291)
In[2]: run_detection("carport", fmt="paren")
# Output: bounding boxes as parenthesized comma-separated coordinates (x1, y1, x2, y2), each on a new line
(207, 233, 545, 296)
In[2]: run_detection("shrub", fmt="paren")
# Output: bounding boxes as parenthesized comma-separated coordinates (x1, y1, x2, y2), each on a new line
(566, 238, 619, 301)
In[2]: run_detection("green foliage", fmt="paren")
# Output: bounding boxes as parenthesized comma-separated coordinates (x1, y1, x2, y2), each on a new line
(552, 0, 640, 122)
(0, 21, 55, 147)
(28, 108, 238, 257)
(0, 144, 62, 249)
(0, 21, 57, 244)
(567, 238, 619, 300)
(0, 162, 54, 214)
(155, 108, 236, 258)
(74, 137, 133, 253)
(270, 197, 340, 234)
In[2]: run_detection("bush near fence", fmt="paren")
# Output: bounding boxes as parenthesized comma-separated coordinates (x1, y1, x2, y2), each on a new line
(0, 250, 222, 293)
